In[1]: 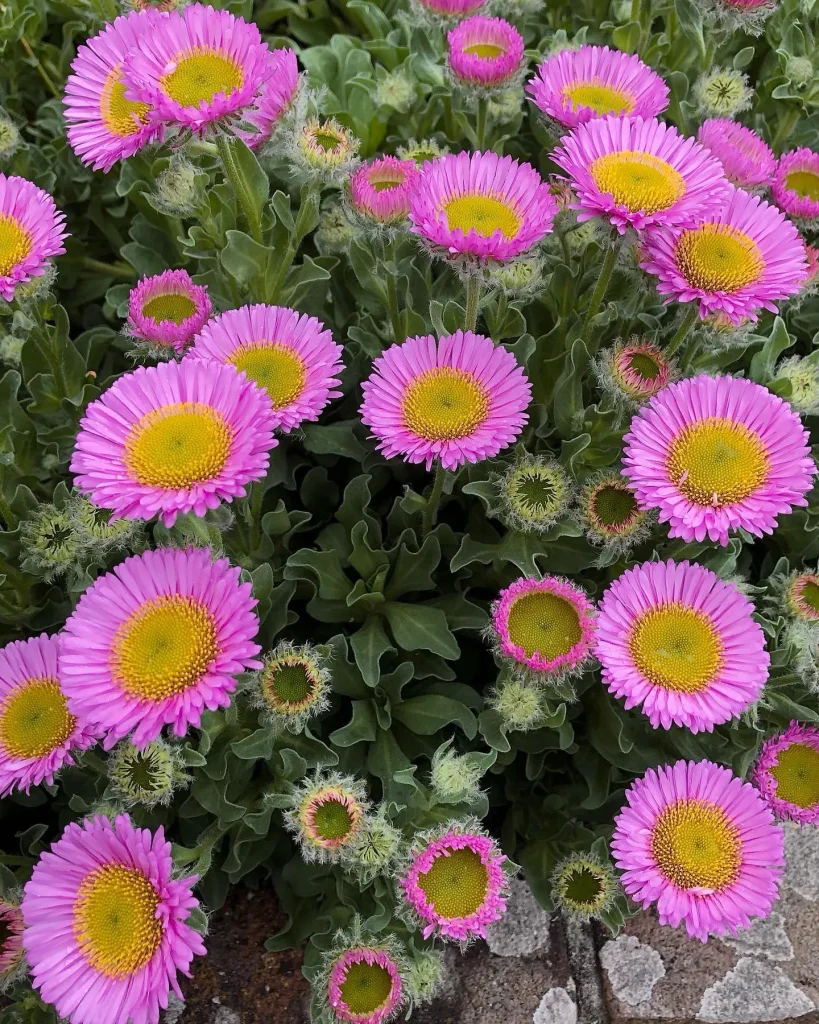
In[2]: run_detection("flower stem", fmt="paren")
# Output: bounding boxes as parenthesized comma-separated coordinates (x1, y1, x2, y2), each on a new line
(385, 239, 404, 343)
(20, 37, 61, 100)
(581, 235, 622, 344)
(464, 276, 481, 332)
(0, 492, 16, 531)
(82, 257, 136, 281)
(772, 108, 800, 153)
(249, 481, 263, 552)
(477, 98, 489, 150)
(215, 134, 263, 245)
(267, 183, 321, 303)
(422, 463, 447, 537)
(665, 303, 699, 358)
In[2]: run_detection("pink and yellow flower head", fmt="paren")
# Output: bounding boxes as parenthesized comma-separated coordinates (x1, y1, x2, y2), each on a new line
(446, 17, 525, 90)
(360, 331, 531, 471)
(612, 760, 784, 942)
(187, 303, 343, 431)
(121, 3, 275, 133)
(527, 45, 669, 130)
(237, 46, 299, 150)
(772, 148, 819, 228)
(22, 814, 205, 1024)
(698, 0, 777, 34)
(753, 721, 819, 824)
(408, 151, 557, 264)
(576, 471, 652, 552)
(623, 374, 815, 545)
(551, 115, 729, 234)
(71, 359, 277, 526)
(327, 945, 405, 1024)
(786, 571, 819, 624)
(0, 633, 97, 797)
(64, 11, 164, 172)
(595, 560, 769, 732)
(412, 0, 485, 22)
(640, 185, 808, 324)
(605, 337, 674, 403)
(398, 819, 509, 943)
(0, 899, 24, 982)
(0, 175, 67, 302)
(349, 156, 421, 225)
(696, 119, 775, 190)
(127, 269, 212, 351)
(60, 546, 262, 748)
(284, 772, 369, 864)
(490, 575, 595, 682)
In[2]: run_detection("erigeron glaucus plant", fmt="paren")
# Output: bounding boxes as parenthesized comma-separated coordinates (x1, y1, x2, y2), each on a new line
(2, 0, 819, 1019)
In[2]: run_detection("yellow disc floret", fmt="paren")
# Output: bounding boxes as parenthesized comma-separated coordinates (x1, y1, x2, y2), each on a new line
(229, 343, 306, 408)
(506, 590, 583, 661)
(0, 679, 75, 758)
(674, 224, 764, 293)
(589, 151, 686, 214)
(771, 743, 819, 809)
(124, 402, 232, 489)
(140, 292, 197, 325)
(444, 194, 521, 239)
(402, 368, 489, 441)
(418, 847, 489, 918)
(340, 962, 394, 1015)
(100, 68, 150, 137)
(161, 49, 243, 107)
(563, 81, 634, 116)
(628, 603, 723, 692)
(0, 214, 33, 277)
(666, 416, 769, 507)
(786, 170, 819, 202)
(651, 799, 741, 892)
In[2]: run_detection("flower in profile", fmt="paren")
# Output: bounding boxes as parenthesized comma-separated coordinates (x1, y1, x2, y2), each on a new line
(397, 819, 509, 943)
(0, 897, 24, 987)
(360, 331, 531, 470)
(551, 852, 620, 921)
(347, 808, 403, 884)
(108, 737, 190, 807)
(69, 493, 145, 554)
(785, 571, 819, 625)
(251, 640, 331, 733)
(410, 0, 485, 26)
(447, 17, 525, 92)
(774, 356, 819, 416)
(22, 814, 205, 1024)
(693, 67, 753, 117)
(612, 760, 784, 941)
(284, 772, 369, 864)
(71, 359, 276, 526)
(696, 119, 775, 190)
(493, 452, 572, 534)
(0, 175, 67, 302)
(0, 112, 21, 162)
(150, 154, 204, 217)
(772, 149, 819, 229)
(429, 741, 485, 804)
(594, 336, 675, 408)
(641, 185, 807, 324)
(753, 722, 819, 824)
(489, 575, 595, 683)
(527, 45, 669, 130)
(63, 11, 164, 173)
(694, 0, 776, 35)
(239, 46, 300, 150)
(0, 634, 97, 797)
(188, 304, 342, 431)
(396, 138, 449, 167)
(487, 678, 545, 732)
(121, 3, 275, 133)
(317, 926, 408, 1024)
(60, 546, 261, 748)
(316, 203, 355, 255)
(19, 503, 83, 582)
(349, 156, 421, 226)
(576, 471, 652, 553)
(623, 374, 815, 545)
(127, 269, 211, 353)
(552, 116, 729, 235)
(408, 151, 557, 266)
(595, 559, 768, 732)
(404, 948, 444, 1006)
(294, 118, 360, 183)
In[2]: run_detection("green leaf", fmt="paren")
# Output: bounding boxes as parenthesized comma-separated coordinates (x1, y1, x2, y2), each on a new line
(392, 696, 477, 738)
(329, 699, 379, 746)
(351, 615, 395, 686)
(383, 603, 459, 658)
(231, 728, 275, 761)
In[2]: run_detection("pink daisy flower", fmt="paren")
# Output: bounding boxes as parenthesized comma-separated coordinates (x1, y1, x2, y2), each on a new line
(606, 337, 674, 402)
(187, 304, 343, 431)
(398, 819, 509, 943)
(612, 760, 784, 942)
(551, 115, 729, 234)
(121, 3, 275, 133)
(623, 374, 815, 545)
(360, 331, 531, 470)
(127, 269, 212, 351)
(327, 946, 405, 1024)
(236, 46, 299, 150)
(595, 560, 768, 732)
(283, 772, 369, 864)
(447, 17, 524, 89)
(696, 119, 775, 190)
(772, 148, 819, 227)
(803, 241, 819, 293)
(489, 575, 595, 682)
(0, 899, 24, 982)
(0, 634, 97, 797)
(408, 151, 557, 263)
(60, 546, 262, 749)
(526, 45, 669, 130)
(0, 175, 67, 302)
(71, 359, 277, 527)
(22, 814, 205, 1024)
(755, 722, 819, 824)
(787, 571, 819, 623)
(413, 0, 485, 20)
(349, 156, 421, 224)
(63, 11, 164, 173)
(640, 185, 808, 324)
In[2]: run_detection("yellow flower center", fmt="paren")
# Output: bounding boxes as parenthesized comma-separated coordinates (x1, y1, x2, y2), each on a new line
(402, 367, 489, 441)
(563, 81, 634, 116)
(796, 578, 819, 616)
(0, 214, 33, 278)
(418, 847, 489, 918)
(311, 797, 354, 841)
(771, 742, 819, 809)
(371, 175, 405, 193)
(505, 590, 582, 661)
(74, 865, 162, 977)
(444, 194, 521, 239)
(340, 961, 394, 1016)
(124, 402, 232, 489)
(627, 351, 661, 378)
(229, 343, 306, 408)
(111, 595, 218, 701)
(463, 42, 505, 58)
(0, 679, 75, 758)
(651, 799, 741, 892)
(589, 150, 686, 214)
(786, 169, 819, 202)
(100, 68, 150, 137)
(628, 603, 723, 692)
(140, 292, 197, 325)
(674, 224, 763, 293)
(666, 416, 769, 507)
(161, 49, 244, 107)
